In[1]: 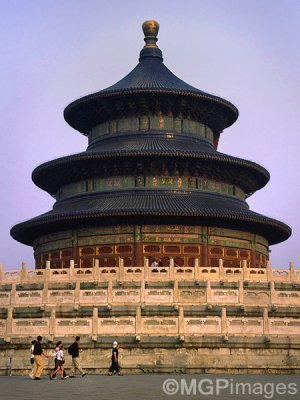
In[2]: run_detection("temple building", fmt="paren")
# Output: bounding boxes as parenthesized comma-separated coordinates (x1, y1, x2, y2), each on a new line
(11, 21, 291, 273)
(1, 21, 299, 375)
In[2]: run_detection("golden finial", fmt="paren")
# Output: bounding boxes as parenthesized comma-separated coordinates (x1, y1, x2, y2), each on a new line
(142, 20, 159, 48)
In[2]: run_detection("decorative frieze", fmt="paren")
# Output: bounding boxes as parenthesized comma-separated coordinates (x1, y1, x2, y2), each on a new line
(211, 289, 238, 303)
(244, 291, 270, 305)
(112, 289, 141, 303)
(0, 320, 6, 335)
(80, 290, 107, 304)
(269, 318, 300, 335)
(227, 318, 263, 334)
(12, 319, 49, 335)
(145, 289, 173, 303)
(88, 116, 214, 145)
(99, 317, 136, 335)
(184, 317, 221, 334)
(15, 290, 42, 306)
(48, 290, 74, 304)
(56, 318, 92, 335)
(0, 292, 10, 305)
(142, 317, 178, 334)
(178, 289, 206, 303)
(56, 176, 245, 201)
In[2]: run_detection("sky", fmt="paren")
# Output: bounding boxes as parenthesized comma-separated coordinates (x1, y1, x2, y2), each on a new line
(0, 0, 299, 271)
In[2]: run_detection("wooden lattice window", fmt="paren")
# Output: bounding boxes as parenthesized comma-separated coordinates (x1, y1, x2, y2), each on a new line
(183, 245, 199, 254)
(210, 247, 223, 256)
(98, 246, 113, 254)
(81, 247, 95, 256)
(164, 245, 180, 253)
(116, 245, 132, 253)
(226, 248, 237, 258)
(61, 249, 72, 258)
(144, 245, 160, 253)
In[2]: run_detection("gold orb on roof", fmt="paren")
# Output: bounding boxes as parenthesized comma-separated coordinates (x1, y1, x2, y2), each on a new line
(142, 20, 159, 38)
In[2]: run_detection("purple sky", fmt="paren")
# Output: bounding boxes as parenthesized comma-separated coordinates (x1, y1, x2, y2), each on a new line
(1, 0, 299, 270)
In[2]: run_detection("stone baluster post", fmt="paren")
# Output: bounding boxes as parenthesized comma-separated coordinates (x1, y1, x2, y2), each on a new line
(107, 281, 113, 305)
(20, 262, 27, 284)
(178, 306, 185, 341)
(92, 306, 98, 341)
(242, 260, 248, 280)
(173, 280, 179, 303)
(119, 257, 124, 281)
(141, 280, 146, 304)
(206, 280, 212, 303)
(221, 306, 228, 337)
(45, 260, 51, 282)
(194, 257, 200, 279)
(49, 308, 56, 340)
(93, 259, 100, 281)
(169, 258, 175, 280)
(69, 260, 75, 281)
(10, 284, 16, 306)
(219, 259, 224, 279)
(270, 281, 275, 305)
(5, 307, 13, 342)
(42, 281, 48, 304)
(136, 306, 142, 339)
(144, 258, 149, 281)
(238, 279, 244, 304)
(74, 281, 80, 306)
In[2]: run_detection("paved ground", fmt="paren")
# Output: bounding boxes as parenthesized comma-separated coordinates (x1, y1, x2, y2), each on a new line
(0, 374, 299, 400)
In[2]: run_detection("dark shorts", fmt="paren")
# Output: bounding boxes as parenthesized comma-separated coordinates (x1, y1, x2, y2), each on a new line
(56, 360, 64, 367)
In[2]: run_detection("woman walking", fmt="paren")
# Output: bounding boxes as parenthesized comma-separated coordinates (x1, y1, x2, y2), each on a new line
(52, 341, 67, 379)
(50, 344, 66, 380)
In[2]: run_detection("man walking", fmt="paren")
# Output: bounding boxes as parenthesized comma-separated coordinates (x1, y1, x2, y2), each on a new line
(107, 341, 121, 376)
(68, 336, 86, 378)
(32, 336, 50, 380)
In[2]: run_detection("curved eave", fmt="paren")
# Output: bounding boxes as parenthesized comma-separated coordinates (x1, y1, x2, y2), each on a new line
(32, 149, 269, 196)
(11, 192, 291, 246)
(64, 89, 238, 135)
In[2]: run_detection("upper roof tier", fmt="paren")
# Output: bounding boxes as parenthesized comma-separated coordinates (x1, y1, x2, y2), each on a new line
(64, 20, 238, 135)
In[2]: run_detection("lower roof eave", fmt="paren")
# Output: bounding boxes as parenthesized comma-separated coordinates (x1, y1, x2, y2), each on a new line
(11, 209, 291, 247)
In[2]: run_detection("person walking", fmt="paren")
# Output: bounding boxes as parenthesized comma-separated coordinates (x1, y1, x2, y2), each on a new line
(29, 340, 36, 379)
(50, 344, 67, 380)
(68, 336, 86, 378)
(32, 336, 50, 380)
(52, 341, 68, 379)
(107, 341, 121, 376)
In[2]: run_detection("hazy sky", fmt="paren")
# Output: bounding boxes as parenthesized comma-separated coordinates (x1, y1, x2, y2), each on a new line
(0, 0, 299, 270)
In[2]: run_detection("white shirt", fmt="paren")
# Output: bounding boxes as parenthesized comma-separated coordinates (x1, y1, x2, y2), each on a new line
(56, 349, 64, 361)
(30, 345, 34, 359)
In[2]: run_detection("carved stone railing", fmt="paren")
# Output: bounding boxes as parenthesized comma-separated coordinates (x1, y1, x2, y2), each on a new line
(0, 260, 299, 285)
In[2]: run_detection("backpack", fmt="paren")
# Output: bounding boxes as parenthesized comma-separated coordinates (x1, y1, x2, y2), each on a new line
(67, 343, 75, 356)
